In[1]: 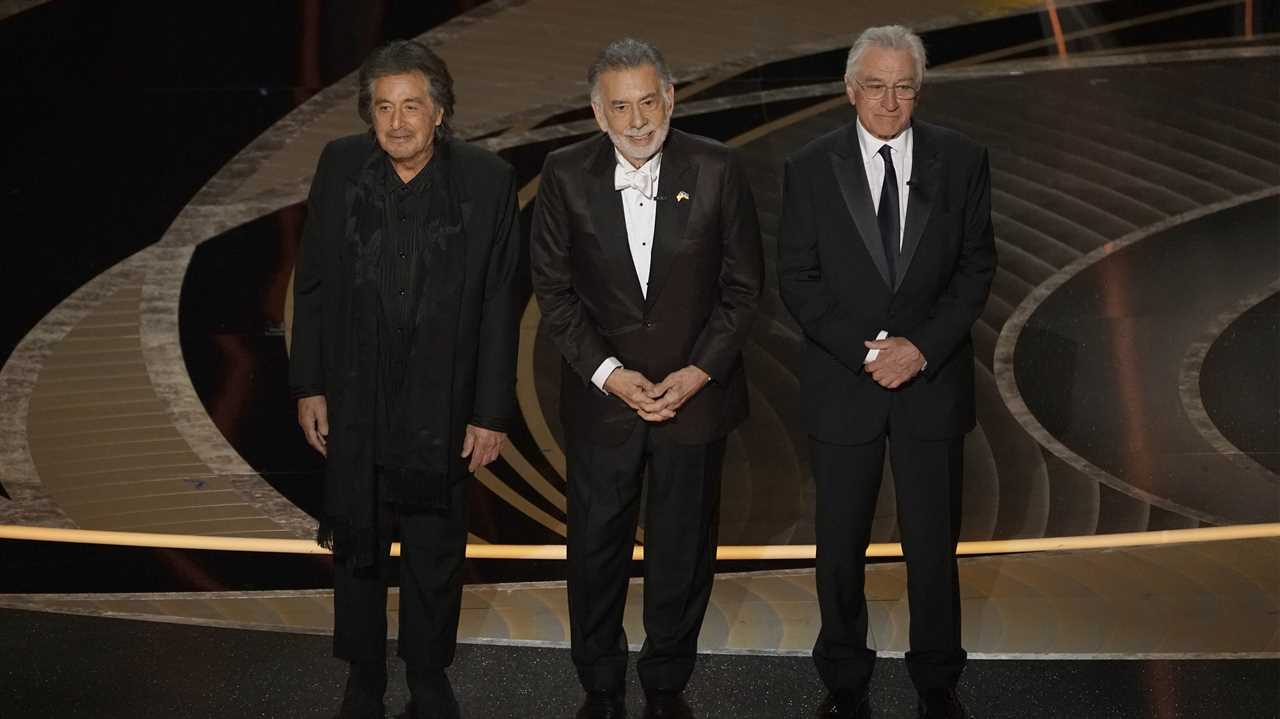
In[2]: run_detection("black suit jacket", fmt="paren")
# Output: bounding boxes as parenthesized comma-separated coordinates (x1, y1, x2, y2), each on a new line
(531, 129, 764, 446)
(778, 119, 996, 444)
(290, 134, 526, 493)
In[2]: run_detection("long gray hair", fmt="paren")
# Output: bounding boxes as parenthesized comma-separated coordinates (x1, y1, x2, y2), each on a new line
(357, 40, 455, 141)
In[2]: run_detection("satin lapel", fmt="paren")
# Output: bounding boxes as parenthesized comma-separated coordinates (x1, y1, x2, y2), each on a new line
(897, 123, 938, 291)
(830, 130, 891, 289)
(585, 139, 647, 309)
(645, 140, 695, 313)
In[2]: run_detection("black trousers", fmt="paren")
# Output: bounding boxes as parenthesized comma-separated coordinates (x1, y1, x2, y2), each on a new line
(566, 421, 726, 695)
(811, 433, 967, 695)
(332, 476, 468, 669)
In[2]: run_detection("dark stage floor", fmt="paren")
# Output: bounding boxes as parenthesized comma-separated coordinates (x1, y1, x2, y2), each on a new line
(2, 609, 1276, 719)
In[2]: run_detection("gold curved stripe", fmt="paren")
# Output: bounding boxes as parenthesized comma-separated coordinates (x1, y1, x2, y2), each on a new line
(474, 465, 567, 538)
(511, 299, 567, 481)
(3, 523, 1277, 559)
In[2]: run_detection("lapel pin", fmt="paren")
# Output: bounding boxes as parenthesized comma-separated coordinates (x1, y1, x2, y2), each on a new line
(676, 191, 690, 203)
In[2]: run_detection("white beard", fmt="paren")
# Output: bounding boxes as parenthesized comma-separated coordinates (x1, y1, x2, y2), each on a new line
(607, 120, 670, 167)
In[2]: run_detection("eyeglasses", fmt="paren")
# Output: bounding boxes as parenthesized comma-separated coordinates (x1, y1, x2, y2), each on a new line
(854, 79, 919, 100)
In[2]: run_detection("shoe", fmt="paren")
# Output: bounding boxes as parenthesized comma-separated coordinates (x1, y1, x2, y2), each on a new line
(917, 689, 971, 719)
(335, 660, 387, 719)
(401, 668, 460, 719)
(816, 691, 871, 718)
(577, 689, 627, 718)
(643, 690, 693, 718)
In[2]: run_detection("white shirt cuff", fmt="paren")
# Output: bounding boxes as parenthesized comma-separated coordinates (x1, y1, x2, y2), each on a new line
(591, 357, 623, 393)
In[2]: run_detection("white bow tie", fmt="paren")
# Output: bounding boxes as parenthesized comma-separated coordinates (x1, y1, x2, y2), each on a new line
(615, 165, 656, 199)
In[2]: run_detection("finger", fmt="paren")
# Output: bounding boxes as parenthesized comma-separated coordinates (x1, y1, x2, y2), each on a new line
(864, 340, 891, 349)
(303, 426, 325, 456)
(316, 411, 329, 439)
(461, 431, 475, 458)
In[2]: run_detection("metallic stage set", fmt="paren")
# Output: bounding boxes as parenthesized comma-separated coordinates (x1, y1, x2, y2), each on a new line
(0, 1, 1276, 717)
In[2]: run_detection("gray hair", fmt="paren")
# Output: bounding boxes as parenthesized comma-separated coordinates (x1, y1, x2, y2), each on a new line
(587, 38, 674, 102)
(845, 25, 927, 86)
(357, 39, 455, 141)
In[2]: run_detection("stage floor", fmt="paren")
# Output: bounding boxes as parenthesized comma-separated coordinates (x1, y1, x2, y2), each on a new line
(2, 608, 1275, 719)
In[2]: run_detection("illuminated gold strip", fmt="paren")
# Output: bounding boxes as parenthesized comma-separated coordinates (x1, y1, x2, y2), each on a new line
(3, 523, 1277, 559)
(1046, 1, 1068, 59)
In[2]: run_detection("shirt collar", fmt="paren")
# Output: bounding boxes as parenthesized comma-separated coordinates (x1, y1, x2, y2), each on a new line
(384, 153, 437, 193)
(614, 149, 662, 178)
(855, 118, 912, 167)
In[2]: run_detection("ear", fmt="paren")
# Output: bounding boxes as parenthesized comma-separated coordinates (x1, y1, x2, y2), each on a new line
(844, 76, 857, 108)
(434, 106, 444, 127)
(591, 100, 609, 134)
(664, 82, 676, 114)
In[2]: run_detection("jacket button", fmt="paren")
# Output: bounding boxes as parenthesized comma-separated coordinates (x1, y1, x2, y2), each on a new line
(643, 321, 654, 329)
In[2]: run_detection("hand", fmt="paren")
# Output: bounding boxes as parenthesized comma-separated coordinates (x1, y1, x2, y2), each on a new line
(864, 337, 925, 389)
(644, 365, 711, 420)
(297, 395, 329, 457)
(603, 368, 676, 422)
(461, 424, 506, 474)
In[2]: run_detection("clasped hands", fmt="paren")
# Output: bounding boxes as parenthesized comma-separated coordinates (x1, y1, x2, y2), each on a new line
(863, 336, 926, 389)
(604, 365, 710, 422)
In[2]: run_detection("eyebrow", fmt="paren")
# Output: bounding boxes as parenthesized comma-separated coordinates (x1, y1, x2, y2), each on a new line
(613, 93, 657, 105)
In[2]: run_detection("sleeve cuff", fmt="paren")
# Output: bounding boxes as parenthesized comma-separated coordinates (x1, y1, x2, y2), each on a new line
(591, 357, 623, 394)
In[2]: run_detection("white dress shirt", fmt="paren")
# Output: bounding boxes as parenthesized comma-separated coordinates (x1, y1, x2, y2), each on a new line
(855, 121, 919, 366)
(855, 119, 912, 250)
(591, 150, 662, 392)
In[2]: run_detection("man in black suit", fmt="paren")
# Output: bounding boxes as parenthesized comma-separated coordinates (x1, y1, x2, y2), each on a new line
(290, 40, 525, 719)
(530, 38, 763, 719)
(778, 25, 995, 719)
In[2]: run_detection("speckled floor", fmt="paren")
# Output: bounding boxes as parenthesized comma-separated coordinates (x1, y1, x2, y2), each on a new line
(2, 608, 1276, 719)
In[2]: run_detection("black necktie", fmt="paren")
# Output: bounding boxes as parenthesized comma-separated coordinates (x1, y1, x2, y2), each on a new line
(877, 144, 899, 286)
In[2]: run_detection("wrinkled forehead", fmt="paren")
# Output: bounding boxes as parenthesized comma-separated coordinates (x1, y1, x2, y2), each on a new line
(594, 64, 667, 103)
(371, 71, 432, 102)
(853, 47, 917, 83)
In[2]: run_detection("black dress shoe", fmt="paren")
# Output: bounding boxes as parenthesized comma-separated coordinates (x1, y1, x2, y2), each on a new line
(577, 690, 627, 719)
(400, 668, 460, 719)
(816, 691, 871, 718)
(643, 690, 693, 718)
(916, 689, 971, 719)
(335, 661, 387, 719)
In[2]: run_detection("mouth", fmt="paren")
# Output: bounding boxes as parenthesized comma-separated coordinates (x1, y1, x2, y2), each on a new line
(625, 131, 654, 143)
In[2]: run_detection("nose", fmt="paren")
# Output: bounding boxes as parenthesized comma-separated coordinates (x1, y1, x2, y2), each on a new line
(628, 105, 645, 129)
(390, 106, 404, 129)
(880, 90, 900, 111)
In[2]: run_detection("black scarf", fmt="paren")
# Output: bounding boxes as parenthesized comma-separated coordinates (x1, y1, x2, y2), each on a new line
(318, 141, 467, 568)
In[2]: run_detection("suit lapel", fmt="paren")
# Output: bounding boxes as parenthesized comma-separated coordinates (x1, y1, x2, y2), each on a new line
(645, 132, 696, 312)
(831, 124, 891, 289)
(585, 138, 647, 309)
(897, 122, 938, 291)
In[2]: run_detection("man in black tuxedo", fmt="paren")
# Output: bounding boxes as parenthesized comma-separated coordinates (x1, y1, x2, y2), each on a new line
(531, 38, 763, 719)
(778, 25, 995, 719)
(290, 41, 525, 719)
